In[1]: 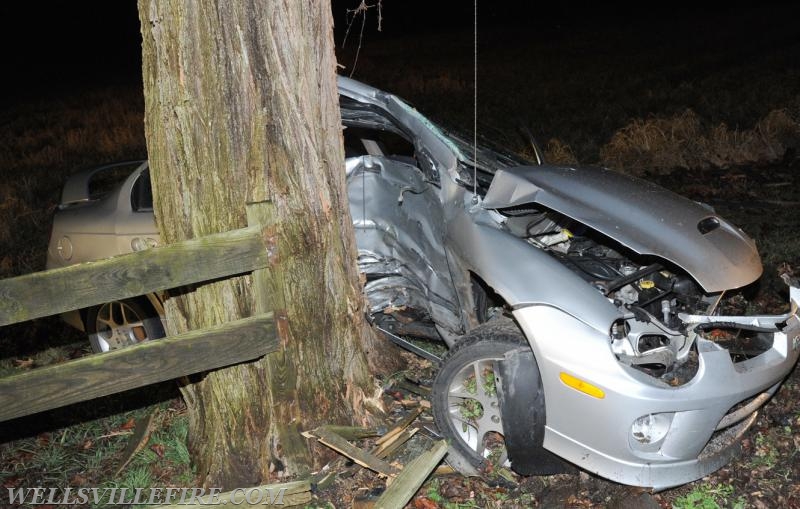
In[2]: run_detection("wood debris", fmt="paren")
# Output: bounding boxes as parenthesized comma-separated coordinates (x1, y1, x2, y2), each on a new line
(376, 407, 423, 446)
(114, 411, 156, 476)
(305, 426, 399, 477)
(375, 440, 448, 509)
(394, 379, 431, 397)
(304, 386, 446, 507)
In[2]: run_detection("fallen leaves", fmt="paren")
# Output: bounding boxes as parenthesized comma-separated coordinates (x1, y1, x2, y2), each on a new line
(412, 496, 437, 509)
(2, 476, 21, 489)
(118, 418, 136, 431)
(69, 473, 88, 486)
(150, 443, 165, 458)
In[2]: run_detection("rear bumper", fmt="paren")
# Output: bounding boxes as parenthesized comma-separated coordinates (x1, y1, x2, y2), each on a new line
(513, 291, 800, 489)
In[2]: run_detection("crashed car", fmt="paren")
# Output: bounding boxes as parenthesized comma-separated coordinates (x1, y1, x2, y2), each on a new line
(47, 77, 800, 489)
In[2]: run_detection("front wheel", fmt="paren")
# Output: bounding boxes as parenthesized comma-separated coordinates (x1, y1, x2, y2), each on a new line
(431, 319, 545, 475)
(86, 299, 165, 353)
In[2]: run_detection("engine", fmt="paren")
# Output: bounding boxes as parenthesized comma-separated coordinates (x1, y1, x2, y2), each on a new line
(498, 206, 723, 382)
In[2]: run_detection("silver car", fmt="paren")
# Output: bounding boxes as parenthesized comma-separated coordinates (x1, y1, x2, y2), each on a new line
(46, 77, 800, 489)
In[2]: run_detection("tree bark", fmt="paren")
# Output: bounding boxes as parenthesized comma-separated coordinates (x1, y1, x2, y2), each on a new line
(138, 0, 383, 488)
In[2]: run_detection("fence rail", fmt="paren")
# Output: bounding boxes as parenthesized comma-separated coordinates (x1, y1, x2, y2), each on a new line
(0, 209, 277, 422)
(0, 314, 276, 422)
(0, 225, 271, 327)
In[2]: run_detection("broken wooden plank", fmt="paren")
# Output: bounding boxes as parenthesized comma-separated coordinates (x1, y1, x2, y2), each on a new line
(310, 470, 337, 491)
(341, 427, 419, 479)
(0, 314, 276, 422)
(309, 427, 399, 477)
(319, 425, 381, 441)
(375, 407, 423, 446)
(339, 407, 425, 479)
(398, 399, 431, 410)
(375, 440, 448, 509)
(434, 465, 456, 475)
(115, 412, 156, 476)
(0, 225, 270, 327)
(159, 480, 310, 508)
(395, 379, 431, 397)
(375, 428, 418, 459)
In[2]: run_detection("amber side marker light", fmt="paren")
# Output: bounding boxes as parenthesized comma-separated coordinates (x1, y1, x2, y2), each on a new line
(559, 372, 605, 399)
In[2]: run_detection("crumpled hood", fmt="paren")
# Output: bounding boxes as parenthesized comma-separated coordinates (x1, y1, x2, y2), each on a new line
(482, 165, 761, 292)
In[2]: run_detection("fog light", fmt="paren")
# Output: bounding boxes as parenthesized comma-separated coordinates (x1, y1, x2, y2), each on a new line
(631, 413, 673, 444)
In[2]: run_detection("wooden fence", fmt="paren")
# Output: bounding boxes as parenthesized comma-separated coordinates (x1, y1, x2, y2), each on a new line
(0, 203, 279, 422)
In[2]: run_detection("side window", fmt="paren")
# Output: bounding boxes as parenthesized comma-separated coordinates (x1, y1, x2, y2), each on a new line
(87, 162, 142, 201)
(343, 126, 415, 164)
(131, 169, 154, 212)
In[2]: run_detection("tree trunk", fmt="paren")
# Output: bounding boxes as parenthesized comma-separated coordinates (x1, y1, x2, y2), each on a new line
(138, 0, 384, 488)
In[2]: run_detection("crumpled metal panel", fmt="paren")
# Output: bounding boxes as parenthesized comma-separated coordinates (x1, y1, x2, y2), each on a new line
(346, 156, 464, 336)
(483, 165, 762, 292)
(446, 203, 623, 333)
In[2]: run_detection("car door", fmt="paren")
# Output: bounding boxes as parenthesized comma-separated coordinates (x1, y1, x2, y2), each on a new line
(342, 111, 465, 340)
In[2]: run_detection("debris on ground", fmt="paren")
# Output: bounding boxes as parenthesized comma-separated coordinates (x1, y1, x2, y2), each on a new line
(303, 369, 455, 508)
(114, 410, 156, 476)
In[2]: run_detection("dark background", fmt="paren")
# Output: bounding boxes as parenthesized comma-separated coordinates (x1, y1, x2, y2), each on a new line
(2, 1, 798, 101)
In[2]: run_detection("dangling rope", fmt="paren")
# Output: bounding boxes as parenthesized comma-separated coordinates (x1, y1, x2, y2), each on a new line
(472, 0, 478, 203)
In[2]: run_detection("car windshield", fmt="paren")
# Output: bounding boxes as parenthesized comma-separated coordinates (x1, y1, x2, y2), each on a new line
(340, 92, 534, 195)
(440, 126, 533, 195)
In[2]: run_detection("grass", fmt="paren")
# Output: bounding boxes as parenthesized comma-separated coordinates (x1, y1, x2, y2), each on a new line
(751, 431, 780, 469)
(674, 483, 747, 509)
(600, 108, 800, 173)
(0, 400, 191, 507)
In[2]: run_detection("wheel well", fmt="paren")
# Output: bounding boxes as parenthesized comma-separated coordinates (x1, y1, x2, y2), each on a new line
(469, 272, 510, 323)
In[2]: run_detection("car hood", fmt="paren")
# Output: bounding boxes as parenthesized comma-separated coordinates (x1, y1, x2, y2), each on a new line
(482, 165, 761, 292)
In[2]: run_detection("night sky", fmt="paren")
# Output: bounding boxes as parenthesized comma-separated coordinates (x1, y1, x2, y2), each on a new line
(1, 2, 797, 103)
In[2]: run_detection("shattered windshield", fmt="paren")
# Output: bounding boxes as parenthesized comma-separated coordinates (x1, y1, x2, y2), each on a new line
(442, 128, 534, 195)
(340, 93, 534, 195)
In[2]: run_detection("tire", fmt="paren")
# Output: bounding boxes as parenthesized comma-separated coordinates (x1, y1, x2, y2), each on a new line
(85, 298, 165, 353)
(432, 318, 544, 476)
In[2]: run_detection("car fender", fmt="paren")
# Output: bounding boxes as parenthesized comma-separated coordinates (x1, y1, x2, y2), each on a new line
(448, 207, 621, 334)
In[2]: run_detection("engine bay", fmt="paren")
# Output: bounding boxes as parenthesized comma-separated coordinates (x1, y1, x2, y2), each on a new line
(496, 205, 779, 385)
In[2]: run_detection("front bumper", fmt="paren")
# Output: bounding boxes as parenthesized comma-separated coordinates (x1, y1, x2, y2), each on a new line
(512, 289, 800, 489)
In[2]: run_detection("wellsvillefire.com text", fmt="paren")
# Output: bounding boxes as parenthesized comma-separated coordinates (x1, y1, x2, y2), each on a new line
(6, 486, 287, 506)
